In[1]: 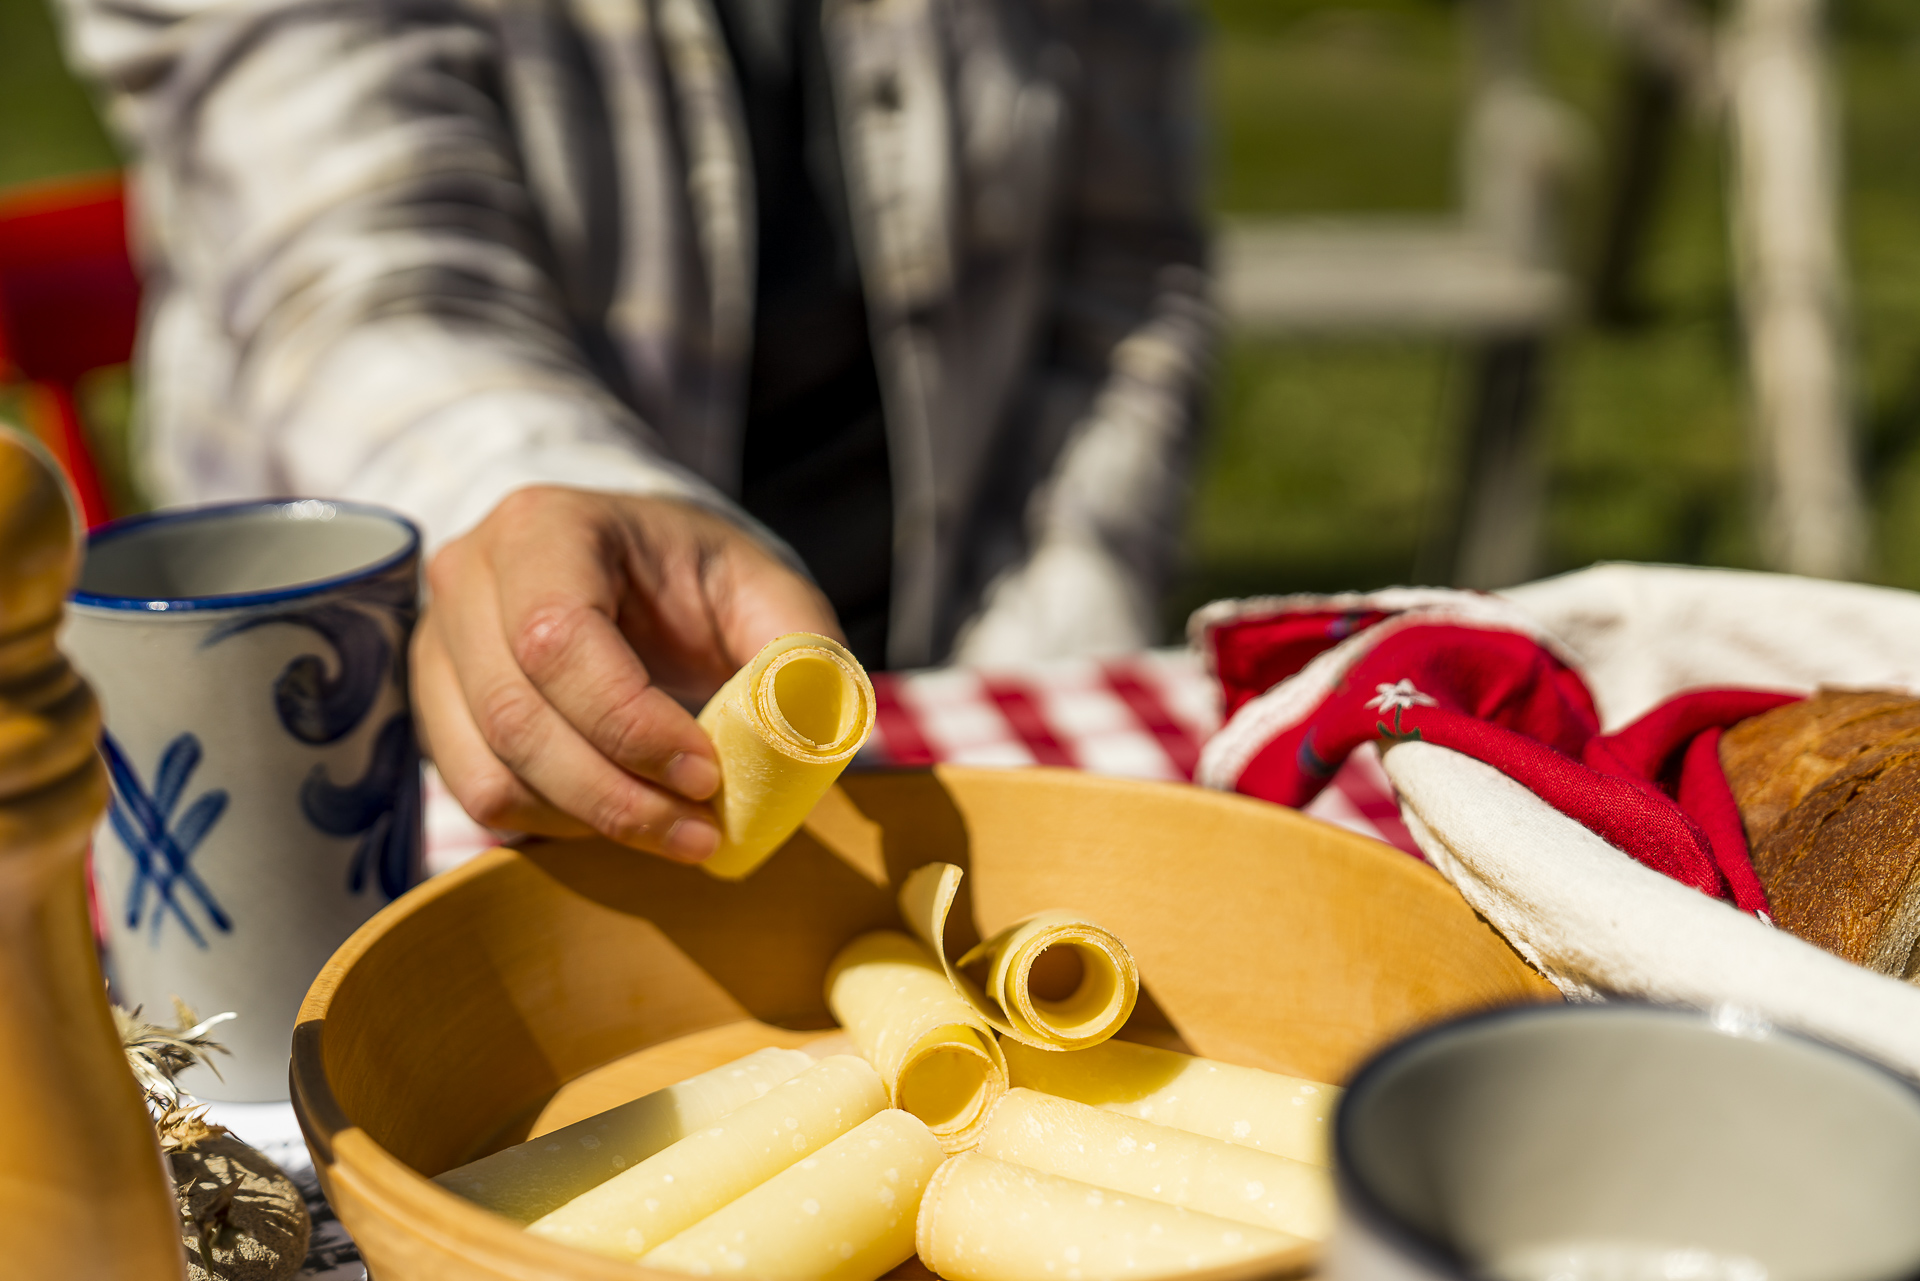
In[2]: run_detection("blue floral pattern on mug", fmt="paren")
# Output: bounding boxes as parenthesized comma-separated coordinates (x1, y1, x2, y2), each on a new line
(205, 564, 422, 901)
(102, 730, 233, 948)
(303, 712, 422, 901)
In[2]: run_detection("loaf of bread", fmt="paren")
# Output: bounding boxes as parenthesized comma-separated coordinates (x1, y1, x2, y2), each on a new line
(1721, 689, 1920, 976)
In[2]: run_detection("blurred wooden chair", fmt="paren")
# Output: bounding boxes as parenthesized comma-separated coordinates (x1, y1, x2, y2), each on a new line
(0, 173, 141, 528)
(1215, 0, 1583, 590)
(1584, 0, 1862, 579)
(1219, 0, 1863, 587)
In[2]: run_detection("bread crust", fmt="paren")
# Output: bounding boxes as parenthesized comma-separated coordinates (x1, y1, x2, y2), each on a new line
(1721, 690, 1920, 975)
(1721, 689, 1920, 845)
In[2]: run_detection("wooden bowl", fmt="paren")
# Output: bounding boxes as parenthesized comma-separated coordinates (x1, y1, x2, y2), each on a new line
(292, 766, 1556, 1280)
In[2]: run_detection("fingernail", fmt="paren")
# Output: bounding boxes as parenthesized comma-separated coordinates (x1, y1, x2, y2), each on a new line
(664, 817, 721, 862)
(666, 751, 721, 801)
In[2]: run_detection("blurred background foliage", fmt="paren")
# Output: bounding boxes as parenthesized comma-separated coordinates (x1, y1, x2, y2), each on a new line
(1188, 0, 1920, 622)
(0, 0, 115, 187)
(4, 0, 1920, 625)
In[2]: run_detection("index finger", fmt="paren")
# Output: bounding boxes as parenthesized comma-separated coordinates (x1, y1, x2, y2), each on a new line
(491, 517, 723, 804)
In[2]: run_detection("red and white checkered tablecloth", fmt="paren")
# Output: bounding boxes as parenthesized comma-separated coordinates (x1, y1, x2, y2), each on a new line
(860, 648, 1215, 778)
(423, 648, 1417, 874)
(859, 648, 1414, 855)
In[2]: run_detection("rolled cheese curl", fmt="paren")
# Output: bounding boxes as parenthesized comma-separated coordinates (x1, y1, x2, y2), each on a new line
(916, 1152, 1311, 1281)
(826, 930, 1007, 1152)
(976, 1088, 1334, 1240)
(1002, 1038, 1337, 1167)
(435, 1046, 812, 1223)
(642, 1109, 945, 1281)
(697, 632, 875, 880)
(897, 862, 1139, 1050)
(526, 1055, 886, 1260)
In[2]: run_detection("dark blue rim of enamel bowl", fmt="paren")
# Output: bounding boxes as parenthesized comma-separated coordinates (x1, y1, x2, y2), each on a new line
(70, 498, 421, 613)
(1330, 999, 1920, 1281)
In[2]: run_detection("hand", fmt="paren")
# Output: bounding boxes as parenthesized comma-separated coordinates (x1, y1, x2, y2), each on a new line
(412, 487, 840, 861)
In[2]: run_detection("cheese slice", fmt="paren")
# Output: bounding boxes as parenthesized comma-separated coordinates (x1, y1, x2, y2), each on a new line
(697, 632, 874, 880)
(826, 930, 1007, 1152)
(526, 1055, 886, 1259)
(976, 1088, 1333, 1240)
(642, 1109, 945, 1281)
(434, 1046, 813, 1223)
(916, 1152, 1311, 1281)
(1002, 1038, 1337, 1167)
(897, 862, 1139, 1051)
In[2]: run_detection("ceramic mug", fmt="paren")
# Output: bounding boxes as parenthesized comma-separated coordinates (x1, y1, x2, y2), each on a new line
(1330, 1002, 1920, 1281)
(65, 499, 422, 1102)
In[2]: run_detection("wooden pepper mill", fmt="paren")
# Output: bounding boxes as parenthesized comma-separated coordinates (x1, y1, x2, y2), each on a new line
(0, 429, 187, 1275)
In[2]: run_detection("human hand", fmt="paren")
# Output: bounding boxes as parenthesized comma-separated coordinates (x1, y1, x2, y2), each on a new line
(412, 487, 840, 861)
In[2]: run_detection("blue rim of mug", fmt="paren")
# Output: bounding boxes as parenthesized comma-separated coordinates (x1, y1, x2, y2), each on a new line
(1330, 999, 1920, 1280)
(70, 499, 421, 613)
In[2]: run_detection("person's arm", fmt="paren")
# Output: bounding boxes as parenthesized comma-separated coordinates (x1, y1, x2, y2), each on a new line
(57, 0, 837, 858)
(58, 0, 717, 537)
(953, 0, 1213, 664)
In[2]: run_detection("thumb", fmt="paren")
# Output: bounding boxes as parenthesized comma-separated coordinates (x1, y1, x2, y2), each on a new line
(712, 546, 845, 672)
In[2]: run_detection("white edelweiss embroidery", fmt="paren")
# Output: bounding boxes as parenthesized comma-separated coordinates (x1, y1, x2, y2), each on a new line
(1365, 680, 1438, 714)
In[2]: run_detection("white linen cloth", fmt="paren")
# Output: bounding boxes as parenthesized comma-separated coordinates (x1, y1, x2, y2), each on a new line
(1205, 562, 1920, 1078)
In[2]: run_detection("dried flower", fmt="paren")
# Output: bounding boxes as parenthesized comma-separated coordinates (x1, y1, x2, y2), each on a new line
(181, 1169, 240, 1265)
(156, 1103, 228, 1155)
(113, 993, 253, 1264)
(114, 995, 235, 1113)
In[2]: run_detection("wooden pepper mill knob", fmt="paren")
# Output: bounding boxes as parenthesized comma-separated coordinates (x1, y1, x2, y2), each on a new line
(0, 430, 187, 1275)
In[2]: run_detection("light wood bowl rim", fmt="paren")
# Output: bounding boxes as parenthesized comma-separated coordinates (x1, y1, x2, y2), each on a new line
(292, 765, 1546, 1279)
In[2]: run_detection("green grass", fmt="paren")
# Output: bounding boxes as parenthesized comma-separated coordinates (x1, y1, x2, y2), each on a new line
(1844, 5, 1920, 587)
(1182, 0, 1920, 624)
(8, 0, 1920, 621)
(0, 0, 115, 187)
(1205, 0, 1463, 215)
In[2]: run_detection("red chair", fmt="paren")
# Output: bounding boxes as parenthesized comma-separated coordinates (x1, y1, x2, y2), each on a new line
(0, 174, 142, 528)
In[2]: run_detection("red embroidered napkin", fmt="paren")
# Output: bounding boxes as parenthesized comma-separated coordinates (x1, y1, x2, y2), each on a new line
(1201, 603, 1796, 917)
